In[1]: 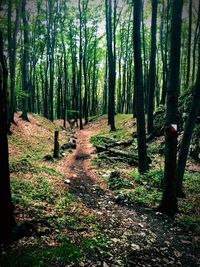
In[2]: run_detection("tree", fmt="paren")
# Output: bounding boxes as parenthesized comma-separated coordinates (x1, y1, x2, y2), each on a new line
(7, 0, 22, 125)
(83, 0, 89, 125)
(157, 0, 183, 217)
(0, 31, 16, 243)
(20, 0, 29, 121)
(176, 43, 200, 197)
(78, 0, 83, 130)
(133, 0, 148, 173)
(185, 0, 192, 86)
(106, 0, 116, 131)
(147, 0, 158, 134)
(160, 0, 170, 105)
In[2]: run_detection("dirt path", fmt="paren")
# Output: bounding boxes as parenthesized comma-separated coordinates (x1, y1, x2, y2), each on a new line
(63, 122, 200, 267)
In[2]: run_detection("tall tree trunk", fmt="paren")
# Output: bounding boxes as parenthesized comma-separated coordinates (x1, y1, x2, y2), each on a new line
(49, 0, 55, 121)
(91, 34, 97, 116)
(147, 0, 157, 134)
(160, 0, 170, 105)
(21, 0, 29, 121)
(141, 0, 148, 111)
(78, 0, 83, 129)
(106, 0, 116, 131)
(176, 44, 200, 197)
(0, 31, 16, 243)
(157, 0, 183, 217)
(60, 19, 68, 128)
(69, 22, 78, 123)
(186, 0, 192, 86)
(192, 1, 200, 83)
(103, 51, 108, 114)
(7, 0, 22, 125)
(83, 3, 89, 124)
(133, 0, 148, 173)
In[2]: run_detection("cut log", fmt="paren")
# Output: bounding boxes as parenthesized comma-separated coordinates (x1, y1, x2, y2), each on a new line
(61, 142, 76, 150)
(105, 139, 134, 148)
(95, 145, 138, 165)
(107, 148, 138, 165)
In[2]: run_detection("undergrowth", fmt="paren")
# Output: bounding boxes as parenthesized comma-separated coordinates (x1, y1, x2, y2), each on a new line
(89, 115, 200, 234)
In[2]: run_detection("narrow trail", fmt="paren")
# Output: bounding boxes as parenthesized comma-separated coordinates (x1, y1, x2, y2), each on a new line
(63, 122, 200, 267)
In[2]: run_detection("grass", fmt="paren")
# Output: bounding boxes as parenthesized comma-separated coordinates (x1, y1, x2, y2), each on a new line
(8, 169, 105, 266)
(92, 114, 134, 139)
(0, 235, 109, 267)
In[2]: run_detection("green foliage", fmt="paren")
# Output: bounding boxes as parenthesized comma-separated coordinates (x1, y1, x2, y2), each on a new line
(107, 170, 163, 207)
(129, 169, 163, 188)
(36, 165, 64, 177)
(177, 215, 200, 234)
(11, 175, 58, 206)
(79, 236, 109, 256)
(120, 187, 162, 207)
(0, 242, 82, 267)
(108, 172, 132, 190)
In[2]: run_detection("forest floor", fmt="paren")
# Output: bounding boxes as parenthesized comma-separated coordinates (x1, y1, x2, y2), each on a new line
(0, 113, 200, 267)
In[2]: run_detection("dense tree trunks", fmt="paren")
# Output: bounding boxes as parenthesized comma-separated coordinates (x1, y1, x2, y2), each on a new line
(106, 0, 115, 131)
(147, 0, 157, 134)
(21, 0, 29, 121)
(0, 32, 16, 243)
(176, 44, 200, 197)
(133, 0, 148, 174)
(157, 0, 183, 216)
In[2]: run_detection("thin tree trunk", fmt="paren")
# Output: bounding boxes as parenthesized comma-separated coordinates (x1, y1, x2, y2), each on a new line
(147, 0, 157, 134)
(21, 0, 29, 121)
(186, 0, 192, 86)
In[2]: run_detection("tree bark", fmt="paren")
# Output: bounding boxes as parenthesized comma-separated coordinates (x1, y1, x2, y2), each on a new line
(78, 0, 83, 129)
(0, 31, 16, 243)
(157, 0, 183, 217)
(21, 0, 29, 121)
(147, 0, 157, 134)
(106, 0, 116, 131)
(7, 0, 22, 125)
(176, 44, 200, 197)
(133, 0, 148, 173)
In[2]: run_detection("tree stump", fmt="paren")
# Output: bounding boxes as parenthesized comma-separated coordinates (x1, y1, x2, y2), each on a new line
(53, 131, 60, 158)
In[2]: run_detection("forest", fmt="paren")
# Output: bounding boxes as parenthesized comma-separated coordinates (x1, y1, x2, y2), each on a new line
(0, 0, 200, 266)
